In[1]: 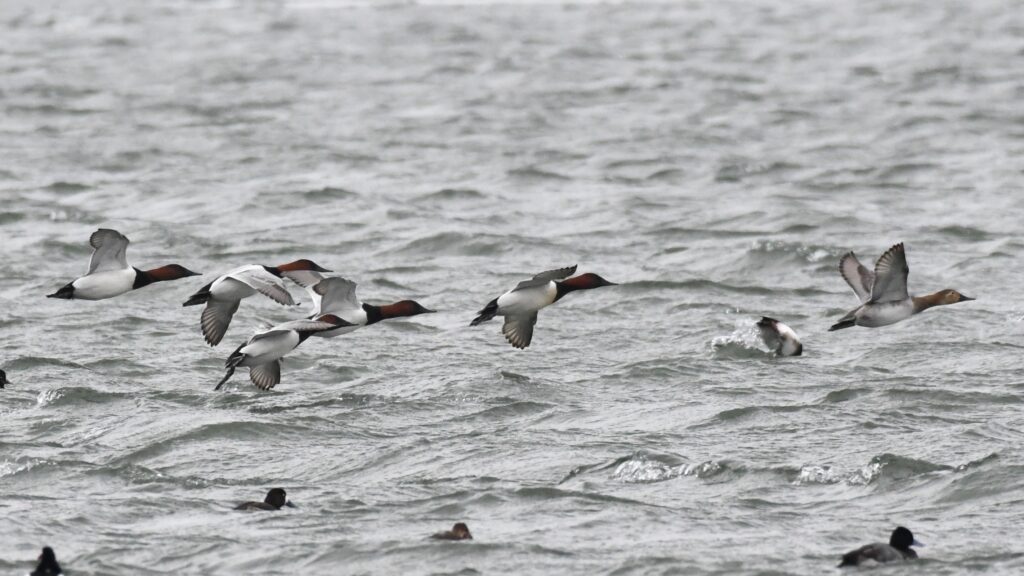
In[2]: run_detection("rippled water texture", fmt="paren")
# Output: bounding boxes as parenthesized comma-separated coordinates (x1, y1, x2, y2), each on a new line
(2, 0, 1023, 574)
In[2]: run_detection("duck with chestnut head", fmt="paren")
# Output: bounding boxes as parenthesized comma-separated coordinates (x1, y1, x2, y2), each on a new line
(470, 265, 616, 349)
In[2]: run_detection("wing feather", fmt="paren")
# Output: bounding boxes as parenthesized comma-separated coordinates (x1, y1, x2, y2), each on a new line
(312, 277, 361, 316)
(869, 243, 909, 303)
(512, 265, 577, 292)
(839, 252, 875, 303)
(87, 229, 130, 274)
(502, 313, 538, 349)
(249, 360, 281, 390)
(228, 269, 294, 306)
(201, 299, 241, 346)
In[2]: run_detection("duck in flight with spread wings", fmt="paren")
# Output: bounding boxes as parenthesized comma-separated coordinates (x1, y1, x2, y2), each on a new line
(829, 242, 973, 331)
(183, 260, 331, 346)
(48, 229, 199, 300)
(470, 265, 616, 349)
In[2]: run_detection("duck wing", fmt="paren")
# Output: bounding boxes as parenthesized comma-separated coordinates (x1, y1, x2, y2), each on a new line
(869, 242, 909, 303)
(227, 267, 294, 306)
(271, 318, 347, 334)
(512, 265, 577, 292)
(281, 269, 324, 289)
(201, 298, 241, 346)
(312, 277, 361, 316)
(839, 252, 875, 303)
(248, 360, 281, 390)
(502, 312, 538, 349)
(87, 228, 130, 273)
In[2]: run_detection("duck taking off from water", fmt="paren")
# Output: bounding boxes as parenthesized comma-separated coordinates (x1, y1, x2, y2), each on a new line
(47, 229, 199, 300)
(470, 265, 616, 349)
(756, 317, 802, 356)
(829, 242, 973, 331)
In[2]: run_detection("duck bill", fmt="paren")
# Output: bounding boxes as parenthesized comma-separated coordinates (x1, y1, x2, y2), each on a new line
(959, 295, 975, 302)
(285, 501, 297, 508)
(912, 539, 924, 547)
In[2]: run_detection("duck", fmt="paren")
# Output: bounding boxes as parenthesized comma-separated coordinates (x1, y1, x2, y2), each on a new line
(470, 265, 616, 349)
(430, 522, 472, 541)
(829, 242, 973, 331)
(214, 315, 353, 391)
(47, 229, 199, 300)
(303, 275, 435, 338)
(756, 317, 802, 356)
(183, 260, 331, 346)
(234, 488, 295, 511)
(1, 369, 7, 388)
(839, 526, 921, 567)
(30, 546, 62, 576)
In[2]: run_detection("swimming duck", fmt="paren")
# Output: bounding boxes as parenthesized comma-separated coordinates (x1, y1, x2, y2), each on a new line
(756, 317, 802, 356)
(470, 265, 616, 349)
(304, 276, 435, 338)
(30, 546, 62, 576)
(0, 369, 7, 388)
(430, 522, 472, 541)
(215, 315, 352, 391)
(829, 242, 973, 331)
(839, 526, 921, 567)
(47, 229, 199, 300)
(235, 488, 295, 511)
(183, 260, 331, 346)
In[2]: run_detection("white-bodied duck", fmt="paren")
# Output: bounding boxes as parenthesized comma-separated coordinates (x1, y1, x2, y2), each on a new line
(830, 242, 973, 331)
(215, 315, 352, 391)
(48, 229, 199, 300)
(183, 260, 331, 346)
(303, 275, 435, 338)
(756, 317, 802, 356)
(470, 265, 616, 349)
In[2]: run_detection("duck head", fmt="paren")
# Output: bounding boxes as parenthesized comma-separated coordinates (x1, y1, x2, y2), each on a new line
(265, 488, 293, 509)
(451, 522, 472, 539)
(274, 259, 332, 273)
(889, 526, 922, 550)
(938, 289, 974, 304)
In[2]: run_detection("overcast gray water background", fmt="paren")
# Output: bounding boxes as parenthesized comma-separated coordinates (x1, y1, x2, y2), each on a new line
(2, 0, 1024, 574)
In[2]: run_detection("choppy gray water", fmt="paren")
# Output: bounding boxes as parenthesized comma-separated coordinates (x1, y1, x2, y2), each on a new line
(2, 0, 1023, 574)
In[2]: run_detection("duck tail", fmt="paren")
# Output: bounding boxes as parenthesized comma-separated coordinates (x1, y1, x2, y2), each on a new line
(214, 366, 236, 391)
(183, 292, 209, 306)
(828, 318, 856, 331)
(470, 298, 498, 326)
(215, 343, 246, 390)
(183, 282, 213, 307)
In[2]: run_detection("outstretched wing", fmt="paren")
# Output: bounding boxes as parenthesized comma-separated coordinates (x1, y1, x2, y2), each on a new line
(87, 229, 130, 274)
(228, 268, 294, 306)
(869, 243, 909, 303)
(312, 277, 361, 316)
(271, 318, 345, 334)
(249, 360, 281, 390)
(201, 299, 241, 346)
(281, 269, 324, 289)
(502, 313, 538, 349)
(839, 252, 875, 303)
(512, 265, 577, 292)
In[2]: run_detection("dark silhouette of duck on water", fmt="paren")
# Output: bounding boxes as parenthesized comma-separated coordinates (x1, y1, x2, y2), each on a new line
(234, 488, 296, 511)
